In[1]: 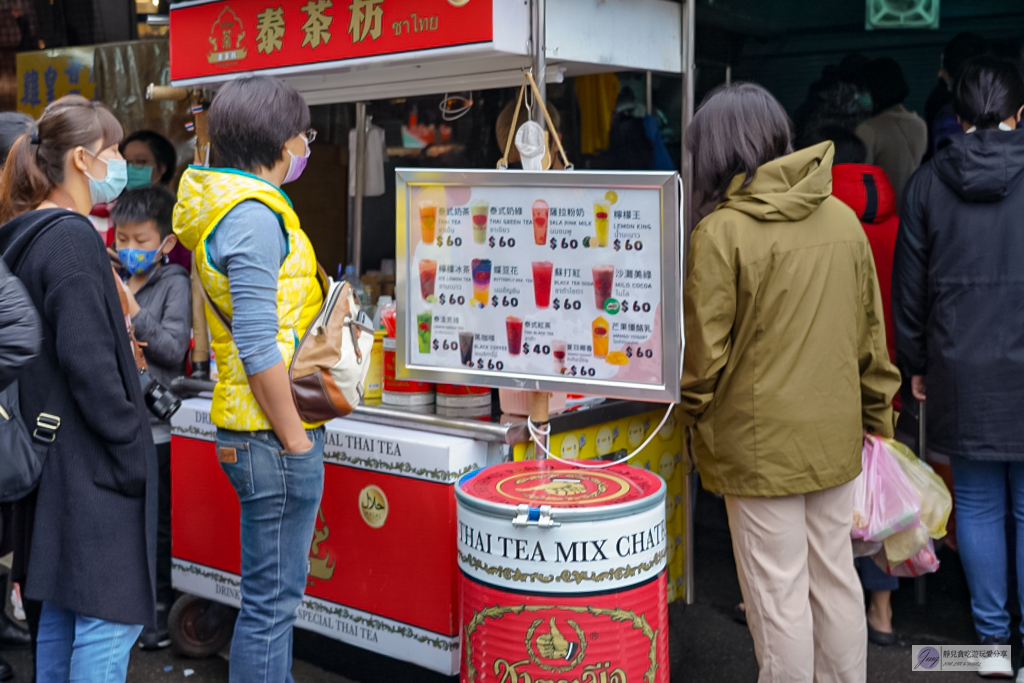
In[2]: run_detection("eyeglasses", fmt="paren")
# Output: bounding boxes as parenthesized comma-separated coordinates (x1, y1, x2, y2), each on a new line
(304, 128, 317, 144)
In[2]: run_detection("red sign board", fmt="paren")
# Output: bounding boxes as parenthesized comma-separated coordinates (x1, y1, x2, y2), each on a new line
(169, 0, 494, 83)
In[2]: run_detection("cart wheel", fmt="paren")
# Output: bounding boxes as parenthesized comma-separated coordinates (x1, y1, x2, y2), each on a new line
(168, 593, 237, 658)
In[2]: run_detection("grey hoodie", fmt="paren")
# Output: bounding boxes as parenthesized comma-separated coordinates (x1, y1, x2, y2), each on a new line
(130, 262, 191, 440)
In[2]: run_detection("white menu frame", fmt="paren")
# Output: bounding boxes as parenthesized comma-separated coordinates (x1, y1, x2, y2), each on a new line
(395, 169, 681, 404)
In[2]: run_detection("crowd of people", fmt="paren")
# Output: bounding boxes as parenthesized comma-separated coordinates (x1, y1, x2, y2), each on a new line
(0, 76, 322, 682)
(0, 25, 1018, 683)
(682, 33, 1024, 683)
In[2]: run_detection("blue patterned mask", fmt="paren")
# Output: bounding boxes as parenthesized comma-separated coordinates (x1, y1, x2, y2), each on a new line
(118, 239, 166, 275)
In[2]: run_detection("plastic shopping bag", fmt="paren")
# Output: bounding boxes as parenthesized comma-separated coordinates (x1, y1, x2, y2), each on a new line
(883, 438, 952, 540)
(852, 539, 883, 558)
(851, 435, 921, 542)
(879, 539, 941, 577)
(883, 524, 929, 565)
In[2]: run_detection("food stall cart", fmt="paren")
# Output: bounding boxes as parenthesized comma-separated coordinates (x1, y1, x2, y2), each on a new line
(166, 0, 690, 677)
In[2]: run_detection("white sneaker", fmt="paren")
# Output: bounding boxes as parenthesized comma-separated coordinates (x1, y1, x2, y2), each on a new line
(979, 643, 1012, 678)
(1015, 664, 1024, 683)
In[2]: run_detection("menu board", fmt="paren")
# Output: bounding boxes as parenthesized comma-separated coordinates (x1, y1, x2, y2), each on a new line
(395, 169, 681, 403)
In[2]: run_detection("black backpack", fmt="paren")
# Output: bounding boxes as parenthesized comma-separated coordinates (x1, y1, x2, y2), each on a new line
(0, 223, 68, 502)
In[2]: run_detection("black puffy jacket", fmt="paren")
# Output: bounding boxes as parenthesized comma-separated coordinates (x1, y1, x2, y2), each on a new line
(0, 258, 39, 391)
(894, 130, 1024, 460)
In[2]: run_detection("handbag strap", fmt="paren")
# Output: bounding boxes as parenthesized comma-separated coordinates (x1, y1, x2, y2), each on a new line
(3, 214, 72, 445)
(198, 260, 334, 340)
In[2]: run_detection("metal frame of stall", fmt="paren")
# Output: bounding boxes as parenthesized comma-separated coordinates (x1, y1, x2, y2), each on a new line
(165, 1, 695, 671)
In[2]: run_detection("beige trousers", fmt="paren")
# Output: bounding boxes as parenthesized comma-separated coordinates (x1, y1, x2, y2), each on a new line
(725, 479, 866, 683)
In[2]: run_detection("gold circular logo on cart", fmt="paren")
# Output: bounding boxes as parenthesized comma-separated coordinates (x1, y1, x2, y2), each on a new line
(358, 485, 389, 528)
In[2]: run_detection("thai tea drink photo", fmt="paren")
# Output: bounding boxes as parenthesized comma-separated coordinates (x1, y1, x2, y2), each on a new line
(419, 200, 438, 244)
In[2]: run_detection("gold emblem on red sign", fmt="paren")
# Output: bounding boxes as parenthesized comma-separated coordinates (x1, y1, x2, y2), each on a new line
(495, 470, 632, 506)
(207, 6, 248, 66)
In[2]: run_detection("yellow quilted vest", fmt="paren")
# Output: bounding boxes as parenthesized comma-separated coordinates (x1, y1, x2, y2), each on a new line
(173, 167, 324, 431)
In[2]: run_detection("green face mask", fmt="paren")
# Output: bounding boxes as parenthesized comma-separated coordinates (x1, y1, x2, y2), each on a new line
(126, 163, 154, 189)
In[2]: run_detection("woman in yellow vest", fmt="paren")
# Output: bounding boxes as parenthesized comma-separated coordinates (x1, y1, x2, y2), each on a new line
(173, 76, 323, 682)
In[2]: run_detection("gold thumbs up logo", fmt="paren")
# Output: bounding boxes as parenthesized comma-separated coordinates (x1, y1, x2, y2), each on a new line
(527, 616, 587, 672)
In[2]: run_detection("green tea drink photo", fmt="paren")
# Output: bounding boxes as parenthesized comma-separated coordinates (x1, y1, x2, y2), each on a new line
(417, 311, 433, 353)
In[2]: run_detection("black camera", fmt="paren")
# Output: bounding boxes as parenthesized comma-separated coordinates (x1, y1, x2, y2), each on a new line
(139, 369, 182, 421)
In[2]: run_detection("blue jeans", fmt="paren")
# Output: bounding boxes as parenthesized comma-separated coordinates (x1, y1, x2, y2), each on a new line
(950, 458, 1024, 641)
(36, 602, 144, 683)
(855, 556, 899, 592)
(217, 427, 325, 683)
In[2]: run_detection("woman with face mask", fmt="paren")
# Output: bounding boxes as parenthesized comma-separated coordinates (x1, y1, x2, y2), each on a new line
(172, 75, 320, 682)
(0, 95, 155, 681)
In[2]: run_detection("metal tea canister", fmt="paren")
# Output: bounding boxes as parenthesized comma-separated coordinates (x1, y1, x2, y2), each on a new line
(456, 461, 669, 683)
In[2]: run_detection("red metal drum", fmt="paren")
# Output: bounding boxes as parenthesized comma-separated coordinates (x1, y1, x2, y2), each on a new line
(456, 461, 668, 683)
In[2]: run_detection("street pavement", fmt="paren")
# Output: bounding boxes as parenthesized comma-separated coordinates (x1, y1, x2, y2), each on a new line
(0, 487, 1005, 682)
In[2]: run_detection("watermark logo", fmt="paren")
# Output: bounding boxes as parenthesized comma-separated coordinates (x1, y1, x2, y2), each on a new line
(915, 646, 940, 670)
(912, 644, 1011, 673)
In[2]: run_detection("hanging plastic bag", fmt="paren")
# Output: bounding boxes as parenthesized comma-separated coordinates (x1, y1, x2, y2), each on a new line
(851, 435, 921, 542)
(880, 539, 940, 577)
(882, 438, 952, 540)
(883, 524, 929, 565)
(852, 539, 883, 558)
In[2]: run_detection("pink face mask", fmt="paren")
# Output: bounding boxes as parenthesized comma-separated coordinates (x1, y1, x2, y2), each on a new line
(282, 135, 310, 184)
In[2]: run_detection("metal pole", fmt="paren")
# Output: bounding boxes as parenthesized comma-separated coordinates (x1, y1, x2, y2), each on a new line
(681, 0, 696, 607)
(646, 71, 653, 116)
(531, 0, 547, 128)
(352, 102, 367, 277)
(681, 0, 696, 236)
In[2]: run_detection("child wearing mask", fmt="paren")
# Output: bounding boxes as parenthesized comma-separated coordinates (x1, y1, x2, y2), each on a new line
(111, 185, 191, 650)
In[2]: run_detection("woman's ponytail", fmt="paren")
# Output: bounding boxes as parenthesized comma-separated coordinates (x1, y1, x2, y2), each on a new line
(0, 94, 122, 225)
(954, 56, 1024, 130)
(0, 132, 55, 224)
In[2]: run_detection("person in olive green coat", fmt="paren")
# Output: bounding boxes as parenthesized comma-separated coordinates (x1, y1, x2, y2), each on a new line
(680, 83, 900, 683)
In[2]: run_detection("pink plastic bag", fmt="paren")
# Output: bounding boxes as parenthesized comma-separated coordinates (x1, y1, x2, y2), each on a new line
(880, 539, 940, 577)
(851, 435, 921, 542)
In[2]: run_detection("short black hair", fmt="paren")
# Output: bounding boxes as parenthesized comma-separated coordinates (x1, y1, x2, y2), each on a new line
(860, 58, 909, 112)
(120, 129, 177, 186)
(799, 125, 867, 165)
(208, 76, 310, 172)
(954, 56, 1024, 130)
(111, 186, 176, 238)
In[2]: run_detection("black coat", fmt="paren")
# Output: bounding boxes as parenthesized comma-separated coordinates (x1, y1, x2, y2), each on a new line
(893, 130, 1024, 461)
(0, 209, 157, 625)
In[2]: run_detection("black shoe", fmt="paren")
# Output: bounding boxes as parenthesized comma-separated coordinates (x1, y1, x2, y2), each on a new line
(0, 614, 30, 649)
(732, 603, 747, 626)
(138, 603, 171, 651)
(0, 654, 14, 683)
(867, 623, 895, 646)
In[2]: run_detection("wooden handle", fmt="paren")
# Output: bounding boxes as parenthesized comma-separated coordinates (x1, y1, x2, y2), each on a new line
(147, 84, 189, 101)
(190, 260, 209, 364)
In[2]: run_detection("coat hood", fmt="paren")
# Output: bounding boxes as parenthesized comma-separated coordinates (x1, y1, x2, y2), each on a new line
(719, 141, 834, 222)
(173, 166, 292, 252)
(831, 164, 897, 225)
(932, 129, 1024, 202)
